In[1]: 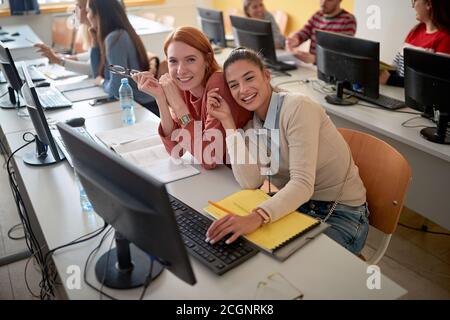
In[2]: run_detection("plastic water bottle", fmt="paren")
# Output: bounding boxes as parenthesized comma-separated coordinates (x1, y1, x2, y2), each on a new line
(119, 78, 136, 126)
(75, 172, 93, 212)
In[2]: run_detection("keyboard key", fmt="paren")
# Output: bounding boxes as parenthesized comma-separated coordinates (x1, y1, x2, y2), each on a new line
(169, 195, 258, 275)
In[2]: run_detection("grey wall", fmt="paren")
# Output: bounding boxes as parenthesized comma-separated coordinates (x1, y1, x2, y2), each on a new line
(353, 0, 417, 63)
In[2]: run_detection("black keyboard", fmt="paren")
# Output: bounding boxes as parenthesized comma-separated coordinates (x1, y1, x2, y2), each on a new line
(350, 91, 406, 110)
(265, 59, 297, 71)
(169, 195, 258, 275)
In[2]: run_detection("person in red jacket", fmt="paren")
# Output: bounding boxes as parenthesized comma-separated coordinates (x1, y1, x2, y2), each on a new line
(380, 0, 450, 87)
(133, 27, 251, 169)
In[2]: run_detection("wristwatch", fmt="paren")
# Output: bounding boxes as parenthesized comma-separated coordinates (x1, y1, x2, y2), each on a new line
(179, 113, 192, 125)
(255, 208, 270, 225)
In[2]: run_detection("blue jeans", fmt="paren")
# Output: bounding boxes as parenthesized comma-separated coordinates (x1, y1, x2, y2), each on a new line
(298, 200, 370, 255)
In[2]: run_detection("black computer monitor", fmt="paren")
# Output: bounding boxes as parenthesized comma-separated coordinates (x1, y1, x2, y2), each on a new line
(0, 41, 23, 108)
(20, 65, 65, 166)
(404, 48, 450, 145)
(230, 15, 296, 71)
(316, 30, 379, 106)
(197, 7, 227, 48)
(56, 122, 196, 289)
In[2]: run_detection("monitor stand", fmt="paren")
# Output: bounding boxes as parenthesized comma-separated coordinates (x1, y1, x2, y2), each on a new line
(95, 231, 164, 289)
(23, 137, 65, 166)
(325, 81, 358, 106)
(420, 111, 449, 145)
(0, 87, 26, 109)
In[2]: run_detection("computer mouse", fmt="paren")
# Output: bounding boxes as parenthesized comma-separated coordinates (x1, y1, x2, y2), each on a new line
(35, 81, 50, 88)
(65, 117, 86, 127)
(11, 32, 20, 36)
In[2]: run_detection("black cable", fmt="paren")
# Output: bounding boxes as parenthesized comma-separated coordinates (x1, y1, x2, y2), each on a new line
(398, 222, 450, 236)
(401, 115, 435, 128)
(356, 101, 422, 115)
(275, 79, 310, 87)
(5, 134, 52, 298)
(139, 257, 155, 300)
(83, 226, 119, 301)
(7, 223, 25, 240)
(99, 233, 115, 300)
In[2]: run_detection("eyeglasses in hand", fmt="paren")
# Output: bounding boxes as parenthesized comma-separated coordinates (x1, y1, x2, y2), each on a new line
(107, 65, 140, 78)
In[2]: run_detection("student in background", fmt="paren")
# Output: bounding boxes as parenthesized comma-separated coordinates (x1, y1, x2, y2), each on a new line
(243, 0, 285, 49)
(34, 0, 92, 75)
(286, 0, 356, 64)
(206, 48, 368, 255)
(380, 0, 450, 87)
(86, 0, 157, 114)
(132, 27, 251, 170)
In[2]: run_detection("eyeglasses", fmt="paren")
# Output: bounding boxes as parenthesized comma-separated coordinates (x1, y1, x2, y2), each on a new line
(107, 65, 140, 78)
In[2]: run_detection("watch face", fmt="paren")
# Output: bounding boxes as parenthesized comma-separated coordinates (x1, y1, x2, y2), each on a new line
(180, 114, 191, 125)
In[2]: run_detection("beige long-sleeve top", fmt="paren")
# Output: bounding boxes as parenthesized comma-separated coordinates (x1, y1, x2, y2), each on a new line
(225, 92, 366, 222)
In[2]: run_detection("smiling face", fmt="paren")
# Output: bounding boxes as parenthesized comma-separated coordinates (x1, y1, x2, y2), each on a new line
(167, 41, 207, 96)
(225, 60, 272, 116)
(246, 0, 265, 20)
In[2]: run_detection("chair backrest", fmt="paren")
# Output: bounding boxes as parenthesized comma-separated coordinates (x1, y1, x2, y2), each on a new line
(51, 14, 76, 54)
(271, 10, 288, 35)
(338, 128, 412, 235)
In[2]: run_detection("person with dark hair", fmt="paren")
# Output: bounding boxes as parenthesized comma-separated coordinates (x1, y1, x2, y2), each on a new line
(243, 0, 285, 49)
(86, 0, 157, 114)
(205, 48, 369, 255)
(380, 0, 450, 87)
(286, 0, 356, 64)
(132, 27, 251, 169)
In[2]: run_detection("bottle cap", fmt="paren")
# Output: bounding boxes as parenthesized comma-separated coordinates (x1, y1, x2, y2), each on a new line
(121, 78, 128, 84)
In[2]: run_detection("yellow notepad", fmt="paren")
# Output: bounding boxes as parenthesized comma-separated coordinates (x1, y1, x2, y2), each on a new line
(379, 61, 396, 72)
(204, 189, 320, 252)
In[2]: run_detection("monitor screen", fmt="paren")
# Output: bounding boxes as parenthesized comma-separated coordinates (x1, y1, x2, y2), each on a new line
(404, 48, 450, 145)
(0, 41, 23, 93)
(56, 121, 197, 289)
(197, 7, 227, 48)
(230, 15, 277, 64)
(316, 30, 379, 105)
(20, 64, 64, 166)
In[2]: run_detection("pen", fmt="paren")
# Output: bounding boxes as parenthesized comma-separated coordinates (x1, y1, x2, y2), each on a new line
(207, 200, 236, 216)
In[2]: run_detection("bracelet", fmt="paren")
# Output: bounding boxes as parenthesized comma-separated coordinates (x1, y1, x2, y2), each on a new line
(255, 208, 270, 225)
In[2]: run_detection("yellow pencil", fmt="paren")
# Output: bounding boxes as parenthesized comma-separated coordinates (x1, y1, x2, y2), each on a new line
(207, 200, 236, 216)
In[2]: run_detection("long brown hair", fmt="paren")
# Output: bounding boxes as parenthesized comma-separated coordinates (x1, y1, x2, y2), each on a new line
(163, 26, 220, 85)
(429, 0, 450, 34)
(87, 0, 149, 75)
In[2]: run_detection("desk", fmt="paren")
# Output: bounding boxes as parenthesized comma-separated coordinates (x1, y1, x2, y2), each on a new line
(0, 25, 42, 61)
(3, 104, 406, 299)
(128, 15, 172, 59)
(217, 49, 450, 229)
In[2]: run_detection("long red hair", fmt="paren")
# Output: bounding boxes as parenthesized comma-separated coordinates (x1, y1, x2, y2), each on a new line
(163, 26, 221, 85)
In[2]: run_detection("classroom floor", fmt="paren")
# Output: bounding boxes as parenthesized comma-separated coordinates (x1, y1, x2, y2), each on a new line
(0, 157, 449, 299)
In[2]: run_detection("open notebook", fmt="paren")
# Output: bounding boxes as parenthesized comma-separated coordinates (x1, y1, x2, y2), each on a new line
(95, 120, 199, 184)
(204, 189, 327, 261)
